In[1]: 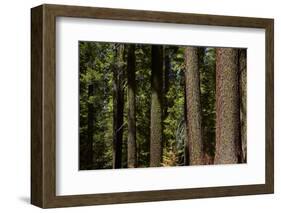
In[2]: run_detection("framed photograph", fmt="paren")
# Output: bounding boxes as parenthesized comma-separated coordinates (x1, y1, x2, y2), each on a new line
(31, 4, 274, 208)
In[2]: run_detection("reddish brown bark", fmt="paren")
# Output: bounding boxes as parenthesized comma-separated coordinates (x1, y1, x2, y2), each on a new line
(215, 48, 240, 164)
(184, 47, 204, 165)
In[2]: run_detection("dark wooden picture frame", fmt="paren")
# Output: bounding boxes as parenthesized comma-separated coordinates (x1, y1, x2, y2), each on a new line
(31, 4, 274, 208)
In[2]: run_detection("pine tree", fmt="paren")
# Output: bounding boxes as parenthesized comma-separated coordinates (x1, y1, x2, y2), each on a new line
(184, 47, 204, 165)
(112, 44, 125, 168)
(127, 44, 137, 168)
(150, 45, 163, 167)
(215, 48, 240, 164)
(86, 83, 94, 169)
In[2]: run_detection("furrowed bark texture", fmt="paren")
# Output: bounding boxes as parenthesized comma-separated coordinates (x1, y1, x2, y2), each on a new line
(184, 47, 204, 165)
(150, 45, 163, 167)
(239, 49, 247, 163)
(127, 44, 137, 168)
(163, 47, 171, 119)
(215, 48, 240, 164)
(113, 44, 125, 169)
(183, 82, 190, 166)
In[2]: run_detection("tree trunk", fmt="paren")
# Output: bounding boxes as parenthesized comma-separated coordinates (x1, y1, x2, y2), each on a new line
(113, 44, 125, 169)
(127, 44, 137, 168)
(184, 47, 204, 165)
(239, 49, 247, 163)
(86, 83, 94, 169)
(150, 45, 163, 167)
(183, 81, 190, 166)
(163, 47, 171, 119)
(215, 48, 240, 164)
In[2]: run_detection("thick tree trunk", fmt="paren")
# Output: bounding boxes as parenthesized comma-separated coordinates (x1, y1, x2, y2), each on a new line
(113, 44, 125, 169)
(198, 47, 207, 161)
(184, 47, 204, 165)
(86, 83, 94, 169)
(150, 45, 163, 167)
(163, 47, 171, 119)
(239, 49, 247, 163)
(215, 48, 240, 164)
(127, 44, 137, 168)
(183, 82, 190, 166)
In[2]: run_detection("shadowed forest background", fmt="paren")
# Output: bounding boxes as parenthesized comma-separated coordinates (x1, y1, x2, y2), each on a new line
(79, 42, 247, 170)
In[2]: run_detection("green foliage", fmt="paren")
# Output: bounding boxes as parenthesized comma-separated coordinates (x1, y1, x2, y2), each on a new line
(79, 42, 115, 169)
(200, 48, 216, 159)
(135, 45, 151, 167)
(162, 46, 185, 166)
(79, 42, 216, 169)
